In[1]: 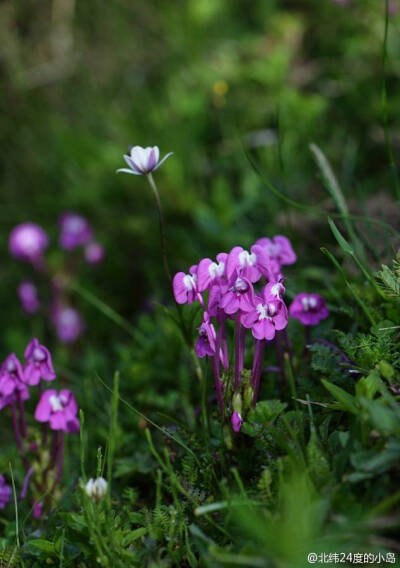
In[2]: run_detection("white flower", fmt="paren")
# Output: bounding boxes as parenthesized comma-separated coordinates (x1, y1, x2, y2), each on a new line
(117, 146, 173, 175)
(85, 477, 108, 502)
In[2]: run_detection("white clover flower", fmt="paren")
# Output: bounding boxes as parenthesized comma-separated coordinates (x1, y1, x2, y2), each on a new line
(85, 477, 108, 502)
(117, 146, 173, 175)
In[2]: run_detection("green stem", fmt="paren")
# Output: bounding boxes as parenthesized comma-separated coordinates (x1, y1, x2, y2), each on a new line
(147, 172, 172, 282)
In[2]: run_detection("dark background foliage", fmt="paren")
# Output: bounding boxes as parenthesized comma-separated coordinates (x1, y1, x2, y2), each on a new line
(1, 1, 400, 566)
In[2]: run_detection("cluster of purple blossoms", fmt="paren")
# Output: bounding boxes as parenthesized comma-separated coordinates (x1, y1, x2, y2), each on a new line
(0, 339, 79, 516)
(9, 214, 105, 344)
(173, 236, 330, 433)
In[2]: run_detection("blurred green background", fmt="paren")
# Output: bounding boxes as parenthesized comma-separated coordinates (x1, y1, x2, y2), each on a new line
(0, 0, 399, 356)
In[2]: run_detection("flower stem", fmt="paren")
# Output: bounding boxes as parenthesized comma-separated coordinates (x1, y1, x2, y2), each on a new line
(10, 403, 24, 455)
(275, 332, 286, 387)
(16, 391, 27, 438)
(147, 172, 172, 282)
(20, 466, 34, 499)
(212, 353, 224, 415)
(56, 433, 64, 482)
(218, 312, 229, 369)
(251, 339, 265, 406)
(234, 314, 244, 391)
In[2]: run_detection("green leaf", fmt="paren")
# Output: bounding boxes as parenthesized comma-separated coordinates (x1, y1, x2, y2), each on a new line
(360, 399, 400, 435)
(328, 217, 354, 255)
(321, 379, 359, 415)
(247, 400, 287, 425)
(24, 539, 56, 555)
(355, 369, 382, 400)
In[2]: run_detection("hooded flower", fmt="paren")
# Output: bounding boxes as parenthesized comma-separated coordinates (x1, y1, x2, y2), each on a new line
(256, 236, 296, 278)
(0, 476, 12, 509)
(241, 286, 288, 340)
(207, 282, 229, 317)
(226, 245, 270, 283)
(197, 253, 227, 292)
(34, 389, 79, 433)
(59, 212, 92, 250)
(52, 306, 85, 344)
(220, 276, 254, 315)
(0, 354, 29, 409)
(24, 338, 56, 386)
(9, 223, 48, 263)
(117, 146, 173, 176)
(289, 293, 329, 326)
(173, 266, 199, 304)
(18, 281, 40, 314)
(84, 242, 105, 264)
(195, 312, 217, 358)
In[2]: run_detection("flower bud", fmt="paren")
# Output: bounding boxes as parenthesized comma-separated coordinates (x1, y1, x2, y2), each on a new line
(231, 411, 242, 433)
(85, 477, 107, 502)
(244, 385, 254, 409)
(232, 393, 242, 414)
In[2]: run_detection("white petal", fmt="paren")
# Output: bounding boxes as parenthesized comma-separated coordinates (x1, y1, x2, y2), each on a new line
(153, 152, 174, 171)
(116, 168, 142, 175)
(130, 146, 148, 172)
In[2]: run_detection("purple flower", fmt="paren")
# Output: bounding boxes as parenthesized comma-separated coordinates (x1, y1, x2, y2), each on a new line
(59, 212, 93, 250)
(173, 267, 199, 304)
(231, 411, 242, 433)
(207, 282, 229, 317)
(117, 146, 173, 176)
(226, 245, 269, 283)
(256, 236, 296, 278)
(33, 501, 43, 519)
(52, 306, 85, 344)
(265, 279, 286, 300)
(241, 287, 288, 340)
(34, 389, 79, 433)
(18, 281, 40, 314)
(220, 276, 254, 315)
(0, 476, 12, 509)
(84, 242, 105, 264)
(197, 253, 227, 292)
(0, 354, 24, 395)
(24, 339, 56, 386)
(195, 312, 217, 358)
(0, 354, 30, 410)
(289, 293, 329, 326)
(9, 223, 48, 264)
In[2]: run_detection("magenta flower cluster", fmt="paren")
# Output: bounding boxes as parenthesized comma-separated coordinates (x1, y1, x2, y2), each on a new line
(0, 339, 79, 515)
(173, 236, 329, 432)
(9, 213, 105, 344)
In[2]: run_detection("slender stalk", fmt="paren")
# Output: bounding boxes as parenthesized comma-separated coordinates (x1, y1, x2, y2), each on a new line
(20, 466, 34, 499)
(282, 328, 292, 362)
(56, 433, 64, 482)
(275, 332, 286, 387)
(304, 325, 311, 356)
(218, 312, 229, 369)
(50, 431, 59, 468)
(212, 353, 224, 415)
(16, 391, 27, 438)
(147, 172, 172, 282)
(251, 339, 265, 406)
(234, 314, 242, 391)
(10, 404, 24, 455)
